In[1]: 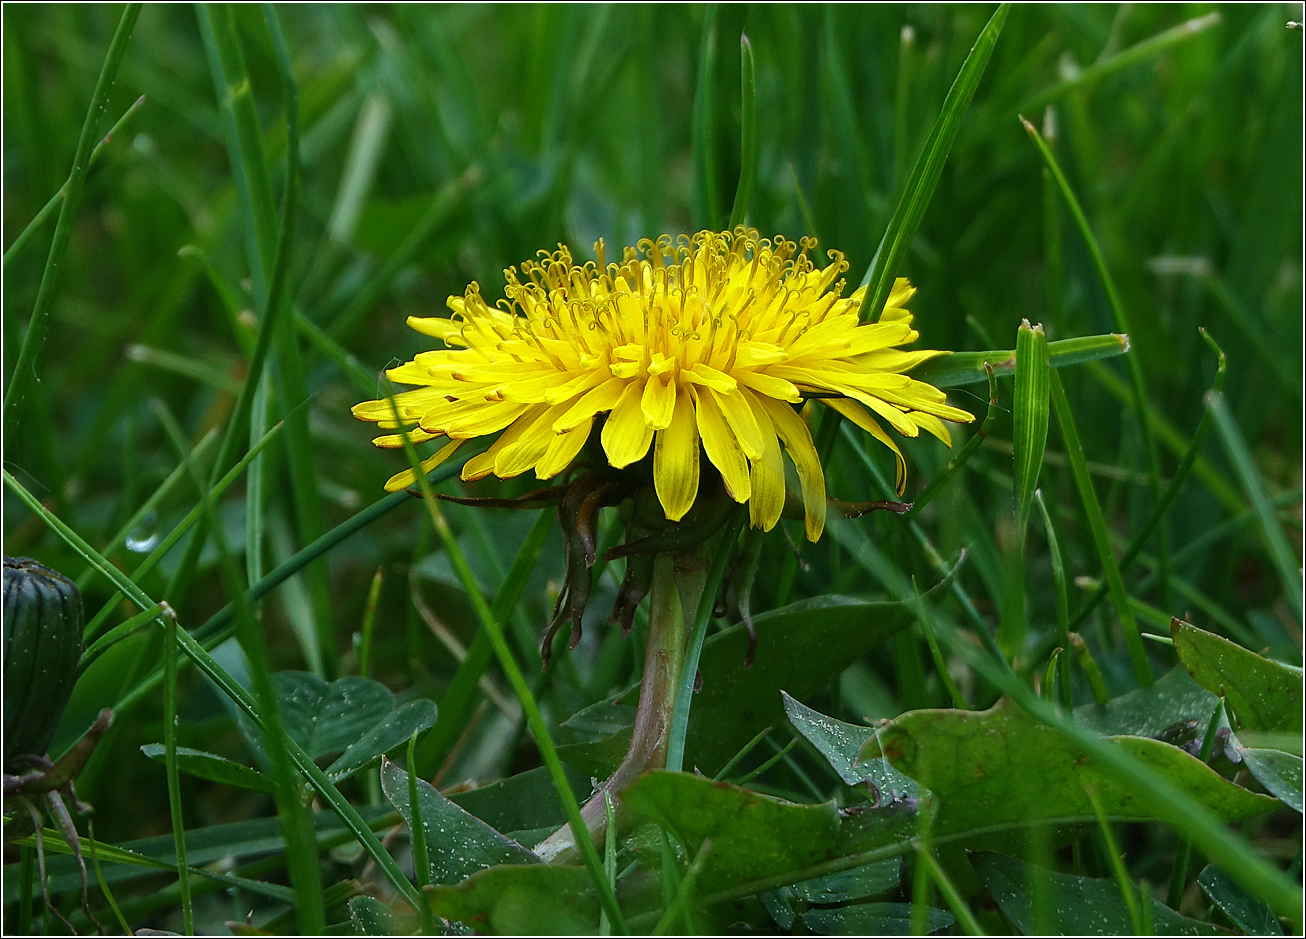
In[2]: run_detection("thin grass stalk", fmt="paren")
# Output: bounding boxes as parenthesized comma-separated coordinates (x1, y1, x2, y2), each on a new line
(2, 468, 423, 911)
(690, 3, 721, 229)
(1022, 115, 1172, 612)
(3, 3, 142, 432)
(1207, 393, 1304, 624)
(906, 364, 997, 519)
(1034, 490, 1073, 714)
(1167, 698, 1225, 909)
(1049, 370, 1153, 686)
(404, 735, 436, 936)
(161, 608, 194, 935)
(727, 33, 756, 229)
(85, 821, 132, 936)
(151, 401, 327, 934)
(2, 94, 147, 272)
(915, 846, 984, 935)
(1070, 330, 1229, 629)
(357, 567, 383, 678)
(653, 838, 713, 935)
(1088, 788, 1145, 934)
(385, 405, 628, 933)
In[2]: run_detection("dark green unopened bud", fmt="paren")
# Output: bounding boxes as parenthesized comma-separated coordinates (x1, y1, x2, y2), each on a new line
(4, 557, 84, 768)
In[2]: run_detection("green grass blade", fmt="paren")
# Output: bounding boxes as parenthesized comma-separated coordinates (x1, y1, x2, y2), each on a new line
(1207, 393, 1304, 624)
(1050, 369, 1153, 686)
(416, 508, 553, 777)
(2, 94, 146, 272)
(81, 603, 166, 668)
(727, 33, 756, 229)
(124, 345, 241, 393)
(405, 734, 437, 936)
(653, 838, 712, 935)
(911, 333, 1128, 388)
(357, 567, 383, 679)
(387, 403, 628, 933)
(1013, 320, 1050, 539)
(907, 364, 997, 518)
(1034, 490, 1072, 714)
(1023, 113, 1171, 612)
(161, 607, 194, 935)
(860, 4, 1009, 315)
(666, 508, 745, 774)
(1088, 788, 1145, 935)
(1070, 330, 1229, 629)
(690, 4, 722, 229)
(916, 845, 985, 936)
(3, 3, 142, 432)
(2, 467, 420, 915)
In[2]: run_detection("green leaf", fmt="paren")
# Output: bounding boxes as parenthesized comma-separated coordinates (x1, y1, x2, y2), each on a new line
(140, 744, 274, 794)
(782, 691, 920, 801)
(1013, 319, 1050, 536)
(559, 595, 921, 779)
(239, 671, 397, 764)
(1199, 864, 1286, 936)
(623, 770, 841, 897)
(910, 333, 1130, 388)
(325, 698, 438, 782)
(379, 757, 539, 886)
(447, 765, 596, 844)
(802, 902, 953, 936)
(860, 697, 1276, 841)
(788, 860, 903, 905)
(1172, 618, 1304, 735)
(1238, 749, 1304, 813)
(426, 865, 599, 936)
(1073, 666, 1217, 740)
(861, 4, 1009, 316)
(974, 851, 1222, 935)
(348, 896, 399, 936)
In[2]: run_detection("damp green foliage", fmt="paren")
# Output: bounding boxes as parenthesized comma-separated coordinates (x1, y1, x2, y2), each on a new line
(2, 5, 1300, 936)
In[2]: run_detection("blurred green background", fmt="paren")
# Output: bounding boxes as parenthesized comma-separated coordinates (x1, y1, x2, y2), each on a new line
(3, 3, 1301, 929)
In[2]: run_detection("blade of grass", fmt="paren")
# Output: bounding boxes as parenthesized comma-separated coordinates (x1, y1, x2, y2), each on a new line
(1070, 329, 1229, 629)
(74, 428, 218, 590)
(690, 3, 722, 229)
(1088, 787, 1145, 935)
(600, 791, 618, 936)
(1034, 490, 1073, 714)
(916, 844, 985, 936)
(727, 33, 756, 229)
(124, 345, 242, 394)
(913, 582, 967, 710)
(151, 398, 327, 934)
(1013, 321, 1050, 539)
(3, 467, 422, 913)
(2, 94, 146, 272)
(1207, 393, 1304, 623)
(859, 4, 1009, 313)
(84, 821, 132, 937)
(161, 605, 194, 935)
(82, 603, 167, 668)
(907, 364, 997, 518)
(3, 3, 142, 433)
(415, 508, 553, 776)
(1050, 369, 1153, 686)
(1167, 698, 1225, 908)
(911, 333, 1129, 388)
(653, 838, 712, 936)
(665, 508, 746, 773)
(386, 400, 628, 933)
(405, 735, 436, 936)
(1023, 114, 1171, 612)
(357, 567, 383, 678)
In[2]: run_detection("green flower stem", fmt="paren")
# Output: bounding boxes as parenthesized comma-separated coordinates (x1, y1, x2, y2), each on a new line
(535, 552, 692, 864)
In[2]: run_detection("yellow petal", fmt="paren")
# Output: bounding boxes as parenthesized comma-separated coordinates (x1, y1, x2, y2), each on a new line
(552, 377, 628, 432)
(641, 373, 677, 430)
(654, 390, 700, 522)
(493, 405, 554, 477)
(912, 412, 954, 447)
(736, 369, 801, 403)
(743, 391, 785, 531)
(535, 417, 593, 479)
(824, 398, 908, 495)
(692, 387, 750, 503)
(601, 381, 654, 468)
(383, 438, 465, 492)
(372, 427, 441, 449)
(711, 387, 766, 459)
(759, 397, 827, 542)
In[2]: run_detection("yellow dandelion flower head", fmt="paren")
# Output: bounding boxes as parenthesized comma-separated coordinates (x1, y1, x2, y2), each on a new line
(353, 228, 973, 541)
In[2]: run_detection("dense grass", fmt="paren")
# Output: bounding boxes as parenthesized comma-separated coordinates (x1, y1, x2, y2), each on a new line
(3, 4, 1301, 935)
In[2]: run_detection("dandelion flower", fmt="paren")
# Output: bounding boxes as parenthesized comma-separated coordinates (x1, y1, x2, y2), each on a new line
(353, 228, 972, 541)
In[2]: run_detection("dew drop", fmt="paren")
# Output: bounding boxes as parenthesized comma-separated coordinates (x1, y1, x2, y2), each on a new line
(126, 511, 161, 553)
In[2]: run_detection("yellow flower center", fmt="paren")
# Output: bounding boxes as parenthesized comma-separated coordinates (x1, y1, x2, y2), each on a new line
(353, 228, 972, 541)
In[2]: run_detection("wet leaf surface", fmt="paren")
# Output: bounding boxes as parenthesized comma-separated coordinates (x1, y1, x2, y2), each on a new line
(802, 901, 954, 935)
(325, 698, 438, 782)
(974, 851, 1224, 935)
(783, 690, 921, 801)
(1199, 863, 1285, 935)
(380, 758, 539, 886)
(426, 865, 598, 936)
(140, 744, 274, 793)
(1172, 619, 1303, 735)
